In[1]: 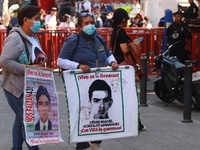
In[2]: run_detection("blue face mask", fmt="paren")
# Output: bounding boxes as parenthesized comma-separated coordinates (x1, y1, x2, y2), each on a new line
(31, 21, 41, 33)
(83, 24, 96, 35)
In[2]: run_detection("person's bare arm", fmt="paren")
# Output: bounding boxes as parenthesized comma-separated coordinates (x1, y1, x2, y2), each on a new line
(120, 43, 129, 54)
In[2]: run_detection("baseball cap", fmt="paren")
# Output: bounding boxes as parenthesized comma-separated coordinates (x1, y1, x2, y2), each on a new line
(50, 7, 57, 11)
(173, 10, 183, 16)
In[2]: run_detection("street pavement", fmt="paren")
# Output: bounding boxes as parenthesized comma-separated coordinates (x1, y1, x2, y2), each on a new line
(0, 74, 200, 150)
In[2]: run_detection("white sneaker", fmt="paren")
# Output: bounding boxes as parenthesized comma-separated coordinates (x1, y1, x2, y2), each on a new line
(89, 143, 103, 150)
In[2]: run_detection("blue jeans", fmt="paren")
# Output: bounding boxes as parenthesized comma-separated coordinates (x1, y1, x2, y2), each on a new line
(4, 89, 39, 150)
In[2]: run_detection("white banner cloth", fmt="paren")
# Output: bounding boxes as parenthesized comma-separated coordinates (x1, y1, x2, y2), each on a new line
(63, 65, 138, 143)
(24, 66, 64, 146)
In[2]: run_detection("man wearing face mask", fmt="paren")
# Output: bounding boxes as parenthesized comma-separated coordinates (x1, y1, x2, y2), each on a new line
(0, 5, 46, 150)
(57, 10, 119, 150)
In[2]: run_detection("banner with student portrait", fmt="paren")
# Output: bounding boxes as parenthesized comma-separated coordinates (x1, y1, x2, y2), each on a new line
(23, 66, 64, 146)
(63, 65, 138, 143)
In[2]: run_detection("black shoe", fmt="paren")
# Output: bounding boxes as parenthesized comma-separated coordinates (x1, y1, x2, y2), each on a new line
(139, 124, 146, 131)
(76, 142, 90, 149)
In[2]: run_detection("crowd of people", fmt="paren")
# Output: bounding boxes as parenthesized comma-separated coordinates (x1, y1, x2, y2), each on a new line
(4, 0, 154, 32)
(2, 0, 200, 32)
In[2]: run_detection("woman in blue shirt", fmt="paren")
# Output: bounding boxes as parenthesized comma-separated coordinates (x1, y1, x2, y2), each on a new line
(57, 11, 118, 150)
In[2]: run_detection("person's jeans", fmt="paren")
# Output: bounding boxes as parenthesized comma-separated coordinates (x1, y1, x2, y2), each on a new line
(4, 89, 39, 150)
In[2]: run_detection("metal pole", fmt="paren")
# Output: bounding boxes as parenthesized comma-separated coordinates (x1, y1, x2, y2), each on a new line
(140, 53, 148, 107)
(182, 60, 193, 123)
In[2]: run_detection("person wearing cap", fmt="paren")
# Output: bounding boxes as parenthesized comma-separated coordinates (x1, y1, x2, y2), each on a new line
(45, 6, 58, 29)
(57, 10, 118, 150)
(184, 0, 199, 22)
(111, 8, 146, 132)
(166, 10, 192, 63)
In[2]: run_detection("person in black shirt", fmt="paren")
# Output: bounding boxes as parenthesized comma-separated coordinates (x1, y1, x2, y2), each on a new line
(111, 10, 131, 64)
(111, 8, 146, 131)
(166, 10, 192, 63)
(184, 0, 199, 21)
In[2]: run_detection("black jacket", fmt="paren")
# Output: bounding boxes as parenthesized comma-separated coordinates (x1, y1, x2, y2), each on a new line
(166, 21, 191, 46)
(184, 2, 199, 20)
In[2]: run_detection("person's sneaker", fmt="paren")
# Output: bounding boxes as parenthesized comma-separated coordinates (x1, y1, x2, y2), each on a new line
(139, 124, 146, 131)
(89, 143, 103, 150)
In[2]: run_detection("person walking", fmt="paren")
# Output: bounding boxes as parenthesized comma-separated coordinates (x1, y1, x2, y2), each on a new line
(111, 8, 146, 131)
(57, 11, 119, 150)
(0, 5, 46, 150)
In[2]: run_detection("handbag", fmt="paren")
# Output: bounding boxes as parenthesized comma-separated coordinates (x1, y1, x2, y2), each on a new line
(126, 39, 143, 75)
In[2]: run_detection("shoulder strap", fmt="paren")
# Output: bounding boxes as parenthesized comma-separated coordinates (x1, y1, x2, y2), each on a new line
(70, 33, 79, 59)
(112, 28, 121, 55)
(96, 35, 103, 43)
(15, 31, 30, 64)
(75, 33, 79, 51)
(71, 33, 103, 59)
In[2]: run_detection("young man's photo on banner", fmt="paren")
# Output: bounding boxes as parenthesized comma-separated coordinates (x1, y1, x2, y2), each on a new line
(63, 66, 138, 143)
(23, 66, 64, 146)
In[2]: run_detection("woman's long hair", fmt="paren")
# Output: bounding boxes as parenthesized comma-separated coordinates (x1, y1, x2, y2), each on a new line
(111, 8, 129, 28)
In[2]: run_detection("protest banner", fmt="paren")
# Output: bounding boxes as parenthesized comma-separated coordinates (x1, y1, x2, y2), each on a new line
(63, 65, 138, 143)
(23, 66, 64, 146)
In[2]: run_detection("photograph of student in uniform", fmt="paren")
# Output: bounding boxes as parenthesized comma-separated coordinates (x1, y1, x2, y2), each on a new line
(35, 85, 52, 131)
(33, 47, 46, 66)
(88, 79, 113, 119)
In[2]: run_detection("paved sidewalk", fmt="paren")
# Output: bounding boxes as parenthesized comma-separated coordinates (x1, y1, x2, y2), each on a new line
(0, 74, 200, 150)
